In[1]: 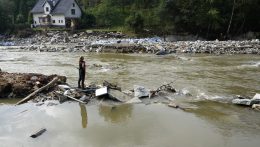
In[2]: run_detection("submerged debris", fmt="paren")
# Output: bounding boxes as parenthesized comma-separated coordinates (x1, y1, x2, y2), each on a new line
(30, 128, 47, 138)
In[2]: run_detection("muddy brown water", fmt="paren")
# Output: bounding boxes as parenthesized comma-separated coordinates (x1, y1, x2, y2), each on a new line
(0, 50, 260, 147)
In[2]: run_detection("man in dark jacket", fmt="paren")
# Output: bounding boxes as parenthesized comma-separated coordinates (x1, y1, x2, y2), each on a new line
(78, 56, 86, 88)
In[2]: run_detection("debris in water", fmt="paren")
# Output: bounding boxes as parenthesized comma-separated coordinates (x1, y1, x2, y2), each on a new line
(30, 128, 46, 138)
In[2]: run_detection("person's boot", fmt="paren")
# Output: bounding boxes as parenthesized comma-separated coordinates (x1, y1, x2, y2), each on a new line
(81, 82, 85, 89)
(78, 82, 81, 88)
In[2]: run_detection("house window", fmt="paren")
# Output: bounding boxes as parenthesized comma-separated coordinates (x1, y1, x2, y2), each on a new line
(46, 7, 49, 12)
(73, 3, 75, 7)
(34, 21, 36, 24)
(58, 20, 60, 23)
(53, 20, 55, 23)
(71, 9, 75, 15)
(61, 20, 63, 23)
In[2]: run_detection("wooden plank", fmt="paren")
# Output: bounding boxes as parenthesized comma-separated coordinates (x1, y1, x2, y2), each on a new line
(16, 77, 59, 105)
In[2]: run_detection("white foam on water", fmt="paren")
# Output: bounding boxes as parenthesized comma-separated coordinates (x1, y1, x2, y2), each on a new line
(239, 61, 260, 68)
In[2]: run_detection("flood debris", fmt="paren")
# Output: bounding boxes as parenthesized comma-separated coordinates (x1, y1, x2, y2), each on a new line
(149, 82, 176, 99)
(232, 93, 260, 109)
(30, 128, 47, 138)
(108, 89, 132, 102)
(16, 77, 60, 105)
(0, 71, 66, 99)
(134, 85, 150, 98)
(95, 87, 108, 97)
(2, 30, 259, 55)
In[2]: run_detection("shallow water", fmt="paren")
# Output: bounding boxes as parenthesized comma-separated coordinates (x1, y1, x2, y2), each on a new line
(0, 50, 260, 146)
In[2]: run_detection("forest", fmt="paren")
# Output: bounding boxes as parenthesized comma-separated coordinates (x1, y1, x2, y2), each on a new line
(0, 0, 259, 39)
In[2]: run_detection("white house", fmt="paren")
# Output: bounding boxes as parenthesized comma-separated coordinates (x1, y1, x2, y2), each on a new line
(31, 0, 82, 27)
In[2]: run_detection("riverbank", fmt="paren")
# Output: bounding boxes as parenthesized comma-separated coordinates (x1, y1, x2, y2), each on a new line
(0, 72, 66, 99)
(0, 31, 259, 55)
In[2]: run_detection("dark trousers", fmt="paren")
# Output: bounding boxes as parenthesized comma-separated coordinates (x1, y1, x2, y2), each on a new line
(78, 70, 85, 88)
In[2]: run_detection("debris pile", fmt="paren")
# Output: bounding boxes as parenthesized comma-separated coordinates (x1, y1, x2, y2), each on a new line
(1, 31, 259, 55)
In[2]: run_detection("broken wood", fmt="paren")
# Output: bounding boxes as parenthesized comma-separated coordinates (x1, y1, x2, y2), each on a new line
(30, 128, 46, 138)
(16, 77, 59, 105)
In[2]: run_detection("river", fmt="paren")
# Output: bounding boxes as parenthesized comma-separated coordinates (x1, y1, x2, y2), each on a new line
(0, 50, 260, 147)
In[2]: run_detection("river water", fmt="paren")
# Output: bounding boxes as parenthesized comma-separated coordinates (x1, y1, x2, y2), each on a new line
(0, 50, 260, 147)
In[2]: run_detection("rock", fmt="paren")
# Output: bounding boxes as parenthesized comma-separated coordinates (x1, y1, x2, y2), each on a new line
(108, 89, 132, 102)
(134, 85, 150, 98)
(73, 34, 78, 38)
(168, 102, 179, 108)
(50, 37, 56, 44)
(250, 99, 260, 105)
(30, 76, 38, 81)
(58, 85, 71, 91)
(232, 98, 251, 106)
(252, 104, 260, 111)
(155, 50, 168, 55)
(79, 95, 88, 101)
(126, 97, 142, 104)
(64, 36, 69, 43)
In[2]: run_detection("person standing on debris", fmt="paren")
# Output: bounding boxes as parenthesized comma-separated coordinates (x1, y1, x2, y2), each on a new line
(78, 56, 86, 88)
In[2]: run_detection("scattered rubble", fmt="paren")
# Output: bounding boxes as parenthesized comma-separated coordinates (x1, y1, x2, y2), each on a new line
(232, 94, 260, 109)
(0, 31, 259, 55)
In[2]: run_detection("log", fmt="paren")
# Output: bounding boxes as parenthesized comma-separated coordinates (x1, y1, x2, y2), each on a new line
(16, 77, 59, 105)
(30, 128, 47, 138)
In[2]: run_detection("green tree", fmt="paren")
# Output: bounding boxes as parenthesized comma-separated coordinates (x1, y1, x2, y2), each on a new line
(125, 12, 144, 33)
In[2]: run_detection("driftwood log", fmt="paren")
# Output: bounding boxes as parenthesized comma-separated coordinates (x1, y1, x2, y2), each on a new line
(16, 77, 59, 105)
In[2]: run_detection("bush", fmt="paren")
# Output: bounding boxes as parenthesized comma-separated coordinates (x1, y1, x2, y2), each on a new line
(78, 12, 96, 29)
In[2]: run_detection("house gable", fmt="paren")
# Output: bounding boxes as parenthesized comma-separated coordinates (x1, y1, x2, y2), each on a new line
(43, 2, 51, 14)
(64, 0, 82, 18)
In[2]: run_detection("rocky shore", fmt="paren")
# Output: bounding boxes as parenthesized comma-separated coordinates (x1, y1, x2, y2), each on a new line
(1, 31, 259, 55)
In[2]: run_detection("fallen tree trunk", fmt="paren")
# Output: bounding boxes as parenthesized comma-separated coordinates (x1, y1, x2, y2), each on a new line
(16, 77, 59, 105)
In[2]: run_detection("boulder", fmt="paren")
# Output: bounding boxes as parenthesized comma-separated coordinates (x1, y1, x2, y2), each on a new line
(108, 89, 132, 102)
(126, 97, 142, 104)
(134, 85, 150, 98)
(252, 104, 260, 111)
